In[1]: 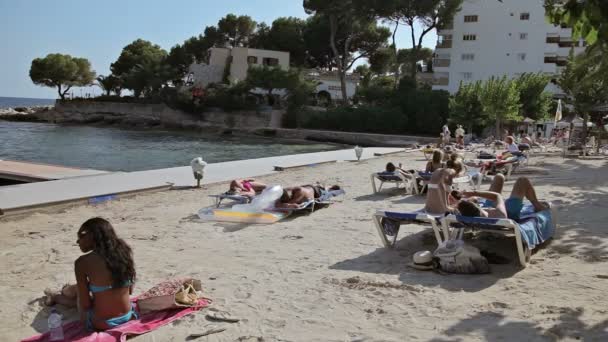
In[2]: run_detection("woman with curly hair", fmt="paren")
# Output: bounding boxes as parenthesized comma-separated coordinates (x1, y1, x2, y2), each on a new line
(44, 217, 137, 331)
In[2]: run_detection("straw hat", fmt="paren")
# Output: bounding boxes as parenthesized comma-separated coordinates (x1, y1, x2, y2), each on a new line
(408, 251, 435, 271)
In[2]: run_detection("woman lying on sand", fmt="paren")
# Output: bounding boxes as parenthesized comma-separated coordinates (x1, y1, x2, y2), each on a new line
(228, 179, 267, 197)
(44, 218, 137, 331)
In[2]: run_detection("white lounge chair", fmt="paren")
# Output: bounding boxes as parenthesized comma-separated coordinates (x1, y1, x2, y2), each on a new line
(370, 171, 418, 195)
(441, 203, 556, 267)
(372, 210, 448, 248)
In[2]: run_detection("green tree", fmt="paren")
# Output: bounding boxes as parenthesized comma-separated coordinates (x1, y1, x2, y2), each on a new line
(304, 0, 391, 104)
(545, 0, 608, 45)
(558, 50, 607, 139)
(479, 76, 521, 137)
(302, 15, 336, 69)
(449, 80, 485, 134)
(245, 66, 291, 104)
(111, 39, 168, 96)
(122, 59, 174, 98)
(95, 75, 122, 96)
(217, 14, 257, 47)
(29, 53, 96, 100)
(363, 0, 462, 77)
(255, 17, 308, 67)
(514, 72, 552, 121)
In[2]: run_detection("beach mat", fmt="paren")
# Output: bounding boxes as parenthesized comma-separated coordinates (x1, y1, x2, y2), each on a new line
(21, 299, 210, 342)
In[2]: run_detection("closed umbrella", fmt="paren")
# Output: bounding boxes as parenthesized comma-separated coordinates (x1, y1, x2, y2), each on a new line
(554, 99, 563, 125)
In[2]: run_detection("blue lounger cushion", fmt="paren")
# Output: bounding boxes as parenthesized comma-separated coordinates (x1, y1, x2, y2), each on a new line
(450, 203, 554, 250)
(375, 172, 403, 182)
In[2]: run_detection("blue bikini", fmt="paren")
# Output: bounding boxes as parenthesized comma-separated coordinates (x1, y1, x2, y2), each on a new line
(86, 281, 138, 331)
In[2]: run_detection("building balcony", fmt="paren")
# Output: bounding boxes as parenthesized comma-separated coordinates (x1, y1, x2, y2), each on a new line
(436, 40, 453, 49)
(433, 58, 451, 68)
(433, 77, 450, 86)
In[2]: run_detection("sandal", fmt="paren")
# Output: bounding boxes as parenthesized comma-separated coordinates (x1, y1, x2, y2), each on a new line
(206, 311, 240, 323)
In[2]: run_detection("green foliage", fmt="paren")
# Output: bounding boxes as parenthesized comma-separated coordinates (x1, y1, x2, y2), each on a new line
(110, 39, 167, 77)
(29, 53, 96, 99)
(513, 73, 552, 121)
(449, 80, 485, 134)
(122, 59, 174, 98)
(297, 79, 449, 135)
(95, 75, 122, 96)
(217, 14, 257, 47)
(253, 17, 308, 67)
(164, 44, 192, 82)
(361, 0, 463, 76)
(245, 66, 291, 96)
(545, 0, 608, 45)
(354, 76, 395, 105)
(479, 76, 521, 134)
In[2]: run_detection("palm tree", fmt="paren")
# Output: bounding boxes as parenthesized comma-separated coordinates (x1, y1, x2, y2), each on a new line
(96, 75, 122, 96)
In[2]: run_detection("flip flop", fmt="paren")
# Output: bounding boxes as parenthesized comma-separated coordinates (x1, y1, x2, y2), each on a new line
(206, 311, 240, 323)
(187, 325, 226, 339)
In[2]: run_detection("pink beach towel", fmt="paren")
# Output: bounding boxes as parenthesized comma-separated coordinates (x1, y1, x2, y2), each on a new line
(21, 299, 210, 342)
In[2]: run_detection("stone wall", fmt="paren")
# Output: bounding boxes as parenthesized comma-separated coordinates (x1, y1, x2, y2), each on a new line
(247, 127, 435, 147)
(35, 101, 282, 130)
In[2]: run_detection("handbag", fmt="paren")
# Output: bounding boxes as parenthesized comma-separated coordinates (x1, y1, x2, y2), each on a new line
(137, 278, 203, 313)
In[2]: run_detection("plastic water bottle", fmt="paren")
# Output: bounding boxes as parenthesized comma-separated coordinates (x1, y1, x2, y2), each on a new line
(48, 308, 64, 341)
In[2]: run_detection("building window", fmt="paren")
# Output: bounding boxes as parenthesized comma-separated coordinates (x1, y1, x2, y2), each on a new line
(517, 53, 526, 61)
(464, 15, 478, 22)
(461, 72, 473, 80)
(247, 56, 258, 64)
(461, 53, 475, 61)
(262, 57, 279, 66)
(463, 34, 477, 41)
(520, 13, 530, 20)
(520, 33, 528, 40)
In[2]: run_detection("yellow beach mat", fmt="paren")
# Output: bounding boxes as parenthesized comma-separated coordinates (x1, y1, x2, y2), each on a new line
(198, 207, 289, 224)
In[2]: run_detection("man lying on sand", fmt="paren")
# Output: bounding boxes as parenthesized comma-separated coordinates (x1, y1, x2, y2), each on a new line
(228, 179, 266, 197)
(44, 218, 137, 331)
(275, 184, 341, 209)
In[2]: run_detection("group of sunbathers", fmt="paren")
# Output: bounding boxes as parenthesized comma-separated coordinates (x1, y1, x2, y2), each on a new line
(228, 178, 341, 209)
(393, 143, 548, 219)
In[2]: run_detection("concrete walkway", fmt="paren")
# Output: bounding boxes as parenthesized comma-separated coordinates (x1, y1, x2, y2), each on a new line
(0, 160, 108, 182)
(0, 147, 407, 216)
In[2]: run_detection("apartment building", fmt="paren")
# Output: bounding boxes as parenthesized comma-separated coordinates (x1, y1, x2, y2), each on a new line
(187, 47, 359, 102)
(188, 47, 290, 87)
(432, 0, 585, 97)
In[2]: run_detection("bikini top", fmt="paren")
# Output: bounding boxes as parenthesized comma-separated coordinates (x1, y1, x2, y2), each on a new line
(89, 280, 133, 294)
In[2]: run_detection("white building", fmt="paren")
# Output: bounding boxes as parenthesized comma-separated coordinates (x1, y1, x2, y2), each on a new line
(188, 47, 290, 87)
(432, 0, 586, 96)
(187, 47, 359, 103)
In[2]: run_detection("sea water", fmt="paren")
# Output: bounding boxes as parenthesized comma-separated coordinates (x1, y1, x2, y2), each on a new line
(0, 121, 339, 172)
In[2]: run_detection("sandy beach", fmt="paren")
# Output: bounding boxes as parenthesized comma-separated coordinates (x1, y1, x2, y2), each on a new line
(1, 151, 607, 341)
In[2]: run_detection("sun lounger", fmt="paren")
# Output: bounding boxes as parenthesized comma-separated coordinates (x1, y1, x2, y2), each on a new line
(371, 171, 418, 195)
(442, 203, 556, 266)
(209, 192, 251, 208)
(372, 209, 448, 248)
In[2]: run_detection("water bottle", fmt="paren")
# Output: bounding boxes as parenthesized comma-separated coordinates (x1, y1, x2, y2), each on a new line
(48, 308, 64, 341)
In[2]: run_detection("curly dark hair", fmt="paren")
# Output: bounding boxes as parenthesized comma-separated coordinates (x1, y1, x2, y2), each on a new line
(80, 217, 136, 287)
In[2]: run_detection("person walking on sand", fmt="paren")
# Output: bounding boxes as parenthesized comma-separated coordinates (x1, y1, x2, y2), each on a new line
(442, 124, 451, 145)
(43, 218, 138, 331)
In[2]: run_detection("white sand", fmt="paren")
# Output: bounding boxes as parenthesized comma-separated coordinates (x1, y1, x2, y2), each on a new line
(1, 152, 607, 341)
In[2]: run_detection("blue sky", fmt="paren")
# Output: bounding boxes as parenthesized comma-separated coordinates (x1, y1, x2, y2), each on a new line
(0, 0, 437, 99)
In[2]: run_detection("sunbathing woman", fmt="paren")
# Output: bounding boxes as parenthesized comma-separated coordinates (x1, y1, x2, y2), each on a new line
(44, 218, 137, 331)
(424, 168, 457, 215)
(228, 179, 266, 197)
(425, 150, 445, 173)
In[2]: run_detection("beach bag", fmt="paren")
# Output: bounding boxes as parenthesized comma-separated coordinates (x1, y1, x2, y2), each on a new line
(137, 278, 203, 313)
(433, 240, 490, 274)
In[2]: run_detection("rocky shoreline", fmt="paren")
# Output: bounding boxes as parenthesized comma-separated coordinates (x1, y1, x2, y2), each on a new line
(0, 104, 433, 147)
